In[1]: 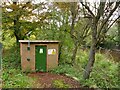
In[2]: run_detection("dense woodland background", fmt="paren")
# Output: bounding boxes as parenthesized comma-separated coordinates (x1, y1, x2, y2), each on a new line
(1, 0, 120, 88)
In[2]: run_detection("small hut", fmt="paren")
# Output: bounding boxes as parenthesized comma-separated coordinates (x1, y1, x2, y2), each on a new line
(19, 40, 59, 72)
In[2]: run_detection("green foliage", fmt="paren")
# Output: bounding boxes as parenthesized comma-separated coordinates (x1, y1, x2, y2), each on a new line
(59, 33, 73, 64)
(2, 1, 49, 42)
(52, 79, 70, 88)
(1, 30, 16, 49)
(1, 1, 119, 88)
(101, 24, 119, 49)
(50, 64, 74, 75)
(51, 50, 119, 88)
(88, 53, 119, 88)
(2, 45, 21, 69)
(2, 69, 36, 88)
(2, 45, 36, 88)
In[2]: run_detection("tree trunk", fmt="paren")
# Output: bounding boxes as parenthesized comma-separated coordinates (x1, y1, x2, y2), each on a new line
(13, 1, 22, 43)
(83, 44, 96, 79)
(69, 2, 78, 65)
(83, 19, 97, 79)
(13, 16, 25, 43)
(118, 19, 120, 49)
(71, 41, 78, 65)
(14, 31, 20, 43)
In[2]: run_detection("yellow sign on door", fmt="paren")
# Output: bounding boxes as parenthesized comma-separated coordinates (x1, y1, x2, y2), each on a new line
(48, 49, 56, 55)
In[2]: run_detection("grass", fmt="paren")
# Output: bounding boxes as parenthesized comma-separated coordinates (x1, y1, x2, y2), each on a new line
(50, 49, 119, 88)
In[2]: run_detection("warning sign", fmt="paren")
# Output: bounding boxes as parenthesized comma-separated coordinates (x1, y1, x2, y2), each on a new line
(48, 49, 56, 55)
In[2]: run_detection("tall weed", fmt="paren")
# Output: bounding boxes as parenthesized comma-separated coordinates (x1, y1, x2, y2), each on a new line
(51, 50, 119, 88)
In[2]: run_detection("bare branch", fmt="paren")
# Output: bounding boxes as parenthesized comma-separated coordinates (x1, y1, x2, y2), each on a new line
(6, 0, 12, 4)
(83, 26, 90, 39)
(97, 1, 120, 39)
(96, 2, 105, 23)
(82, 23, 90, 38)
(106, 15, 120, 33)
(81, 2, 95, 17)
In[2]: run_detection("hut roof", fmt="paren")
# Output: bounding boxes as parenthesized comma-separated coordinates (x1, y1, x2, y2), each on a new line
(19, 40, 60, 43)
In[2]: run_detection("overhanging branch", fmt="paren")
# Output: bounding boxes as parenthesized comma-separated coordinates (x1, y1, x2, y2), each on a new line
(81, 2, 95, 17)
(97, 1, 120, 39)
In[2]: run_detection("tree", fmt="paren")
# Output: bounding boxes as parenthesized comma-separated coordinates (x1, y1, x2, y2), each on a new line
(81, 1, 120, 79)
(53, 2, 91, 65)
(2, 0, 47, 42)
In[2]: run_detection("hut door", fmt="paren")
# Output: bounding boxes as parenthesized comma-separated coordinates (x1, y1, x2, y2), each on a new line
(35, 46, 47, 72)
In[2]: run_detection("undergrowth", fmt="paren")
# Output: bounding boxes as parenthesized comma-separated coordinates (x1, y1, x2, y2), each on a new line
(50, 50, 119, 88)
(52, 79, 70, 88)
(2, 45, 36, 88)
(2, 69, 36, 88)
(2, 44, 119, 88)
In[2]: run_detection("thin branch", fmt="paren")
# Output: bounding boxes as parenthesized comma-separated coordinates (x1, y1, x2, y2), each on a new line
(96, 2, 105, 23)
(6, 0, 12, 5)
(104, 2, 114, 13)
(81, 2, 95, 17)
(106, 15, 120, 32)
(83, 26, 90, 39)
(97, 1, 120, 39)
(82, 23, 90, 38)
(81, 22, 89, 36)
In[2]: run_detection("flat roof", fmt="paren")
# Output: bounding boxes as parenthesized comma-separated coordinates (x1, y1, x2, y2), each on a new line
(19, 40, 60, 43)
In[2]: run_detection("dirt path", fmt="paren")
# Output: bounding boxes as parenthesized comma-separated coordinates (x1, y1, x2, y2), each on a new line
(28, 72, 81, 88)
